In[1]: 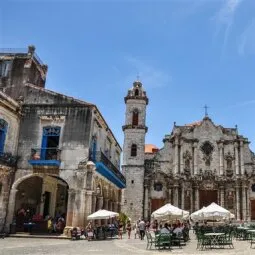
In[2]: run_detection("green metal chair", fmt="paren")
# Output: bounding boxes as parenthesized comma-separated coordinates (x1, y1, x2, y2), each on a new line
(145, 231, 156, 249)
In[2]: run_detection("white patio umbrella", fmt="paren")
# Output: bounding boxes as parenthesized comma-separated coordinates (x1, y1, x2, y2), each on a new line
(151, 203, 189, 221)
(87, 209, 119, 220)
(190, 206, 207, 221)
(202, 202, 231, 220)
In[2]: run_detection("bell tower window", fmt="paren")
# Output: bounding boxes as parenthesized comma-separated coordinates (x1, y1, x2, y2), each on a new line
(135, 89, 139, 96)
(132, 110, 139, 126)
(131, 144, 137, 157)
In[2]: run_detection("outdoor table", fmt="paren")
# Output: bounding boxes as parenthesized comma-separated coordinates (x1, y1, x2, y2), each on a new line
(204, 232, 225, 248)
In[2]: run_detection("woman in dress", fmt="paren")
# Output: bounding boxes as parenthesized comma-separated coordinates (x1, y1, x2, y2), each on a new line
(126, 220, 132, 239)
(118, 222, 123, 239)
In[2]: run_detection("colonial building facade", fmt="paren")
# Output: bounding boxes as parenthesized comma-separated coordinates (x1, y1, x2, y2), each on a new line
(122, 80, 255, 222)
(0, 46, 125, 233)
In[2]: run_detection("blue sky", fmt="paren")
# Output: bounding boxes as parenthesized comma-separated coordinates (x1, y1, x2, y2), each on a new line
(1, 0, 255, 150)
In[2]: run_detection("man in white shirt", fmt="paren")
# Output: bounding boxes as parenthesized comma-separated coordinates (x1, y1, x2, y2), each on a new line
(138, 219, 146, 240)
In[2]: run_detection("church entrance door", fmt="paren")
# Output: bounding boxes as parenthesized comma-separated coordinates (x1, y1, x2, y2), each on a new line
(251, 200, 255, 220)
(151, 199, 165, 213)
(199, 190, 218, 208)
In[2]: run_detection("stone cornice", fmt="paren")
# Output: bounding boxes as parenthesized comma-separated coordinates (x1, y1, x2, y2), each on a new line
(122, 124, 148, 133)
(124, 95, 149, 105)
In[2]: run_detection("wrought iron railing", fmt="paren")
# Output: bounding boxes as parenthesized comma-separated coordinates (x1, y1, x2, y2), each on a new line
(33, 52, 44, 66)
(89, 151, 126, 184)
(0, 48, 44, 65)
(0, 152, 19, 167)
(31, 147, 61, 161)
(0, 48, 27, 55)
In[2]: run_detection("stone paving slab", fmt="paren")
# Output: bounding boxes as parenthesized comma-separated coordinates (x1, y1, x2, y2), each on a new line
(0, 232, 254, 255)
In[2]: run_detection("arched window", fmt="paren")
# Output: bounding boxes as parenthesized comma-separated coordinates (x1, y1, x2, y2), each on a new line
(0, 119, 8, 153)
(132, 110, 139, 126)
(131, 144, 137, 157)
(135, 89, 139, 96)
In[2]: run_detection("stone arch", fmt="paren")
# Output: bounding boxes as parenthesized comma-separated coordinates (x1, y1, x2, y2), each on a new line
(5, 173, 69, 233)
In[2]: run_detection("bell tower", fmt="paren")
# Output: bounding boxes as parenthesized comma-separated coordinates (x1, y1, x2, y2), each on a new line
(121, 80, 148, 221)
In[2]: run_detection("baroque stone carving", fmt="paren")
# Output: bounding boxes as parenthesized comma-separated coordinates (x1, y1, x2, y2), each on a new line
(200, 141, 214, 167)
(183, 150, 192, 172)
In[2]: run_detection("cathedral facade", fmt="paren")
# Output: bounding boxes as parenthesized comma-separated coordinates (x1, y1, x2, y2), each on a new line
(122, 81, 255, 222)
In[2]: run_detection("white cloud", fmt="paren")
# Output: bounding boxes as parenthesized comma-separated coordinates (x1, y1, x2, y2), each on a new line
(238, 19, 255, 55)
(212, 0, 243, 51)
(124, 56, 172, 89)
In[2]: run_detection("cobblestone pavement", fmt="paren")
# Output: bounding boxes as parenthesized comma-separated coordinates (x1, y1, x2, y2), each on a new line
(0, 233, 254, 255)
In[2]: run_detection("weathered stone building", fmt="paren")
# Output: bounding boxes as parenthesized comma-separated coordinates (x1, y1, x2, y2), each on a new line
(122, 80, 255, 222)
(0, 92, 20, 231)
(0, 46, 125, 233)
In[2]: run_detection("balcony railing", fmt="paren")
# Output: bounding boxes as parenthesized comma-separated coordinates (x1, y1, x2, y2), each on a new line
(28, 147, 61, 167)
(89, 151, 126, 186)
(0, 152, 19, 167)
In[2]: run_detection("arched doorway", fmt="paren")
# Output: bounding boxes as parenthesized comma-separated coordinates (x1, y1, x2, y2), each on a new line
(13, 174, 68, 233)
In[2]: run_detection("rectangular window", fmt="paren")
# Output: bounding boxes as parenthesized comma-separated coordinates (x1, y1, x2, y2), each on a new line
(0, 61, 11, 77)
(41, 126, 61, 160)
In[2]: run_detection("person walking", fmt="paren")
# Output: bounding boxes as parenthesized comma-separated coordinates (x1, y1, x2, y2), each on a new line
(138, 219, 146, 240)
(118, 222, 123, 239)
(126, 220, 132, 239)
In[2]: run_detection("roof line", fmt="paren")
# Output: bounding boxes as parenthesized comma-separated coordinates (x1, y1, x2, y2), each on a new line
(25, 83, 122, 151)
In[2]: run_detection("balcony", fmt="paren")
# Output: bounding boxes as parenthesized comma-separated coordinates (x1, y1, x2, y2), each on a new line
(0, 152, 19, 167)
(28, 147, 61, 167)
(89, 151, 126, 189)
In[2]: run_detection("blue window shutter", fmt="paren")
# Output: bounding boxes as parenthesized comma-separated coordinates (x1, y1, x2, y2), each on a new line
(41, 133, 48, 160)
(0, 130, 5, 153)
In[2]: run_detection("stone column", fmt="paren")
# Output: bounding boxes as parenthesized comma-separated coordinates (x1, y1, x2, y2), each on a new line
(65, 189, 75, 227)
(144, 184, 149, 220)
(234, 142, 239, 175)
(72, 189, 87, 228)
(194, 187, 199, 210)
(5, 188, 18, 232)
(103, 198, 109, 210)
(219, 143, 224, 175)
(240, 141, 245, 176)
(40, 179, 46, 215)
(247, 186, 250, 221)
(174, 137, 179, 174)
(181, 184, 185, 209)
(190, 189, 194, 213)
(242, 184, 247, 221)
(236, 185, 240, 221)
(84, 190, 93, 225)
(180, 140, 184, 174)
(97, 196, 104, 210)
(193, 143, 198, 175)
(174, 185, 179, 207)
(168, 187, 172, 204)
(92, 194, 97, 213)
(220, 186, 224, 207)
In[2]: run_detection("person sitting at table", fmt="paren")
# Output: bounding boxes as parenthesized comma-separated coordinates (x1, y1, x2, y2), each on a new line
(47, 216, 53, 233)
(160, 223, 170, 234)
(173, 223, 183, 235)
(56, 217, 65, 233)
